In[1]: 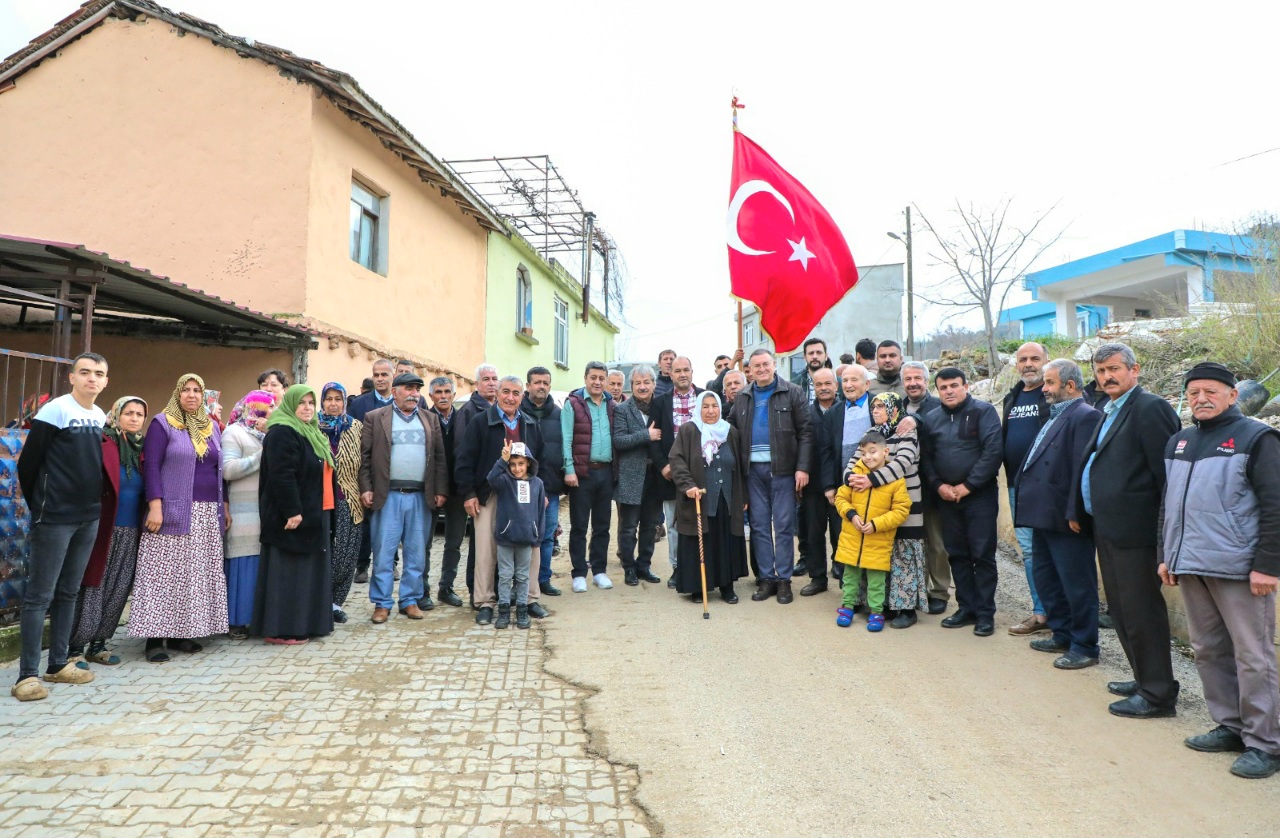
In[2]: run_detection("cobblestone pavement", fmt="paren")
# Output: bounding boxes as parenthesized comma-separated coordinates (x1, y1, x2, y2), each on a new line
(0, 554, 654, 838)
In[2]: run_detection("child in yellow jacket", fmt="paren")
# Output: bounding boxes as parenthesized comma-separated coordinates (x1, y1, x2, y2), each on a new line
(834, 432, 912, 632)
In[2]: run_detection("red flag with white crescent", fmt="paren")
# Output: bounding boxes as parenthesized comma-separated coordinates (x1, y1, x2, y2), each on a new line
(727, 132, 858, 352)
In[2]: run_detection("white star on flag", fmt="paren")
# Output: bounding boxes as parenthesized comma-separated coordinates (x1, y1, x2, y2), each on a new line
(787, 237, 815, 271)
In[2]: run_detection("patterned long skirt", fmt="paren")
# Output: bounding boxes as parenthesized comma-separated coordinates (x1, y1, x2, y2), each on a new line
(127, 502, 229, 639)
(331, 509, 361, 607)
(70, 526, 140, 648)
(886, 538, 929, 612)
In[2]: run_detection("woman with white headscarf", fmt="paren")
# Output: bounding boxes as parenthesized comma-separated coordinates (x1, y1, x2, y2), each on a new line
(667, 391, 748, 603)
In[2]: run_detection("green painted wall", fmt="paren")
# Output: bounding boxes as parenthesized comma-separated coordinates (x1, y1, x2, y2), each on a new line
(482, 228, 618, 382)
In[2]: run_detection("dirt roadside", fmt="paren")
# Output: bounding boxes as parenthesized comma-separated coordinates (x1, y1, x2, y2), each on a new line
(542, 543, 1280, 837)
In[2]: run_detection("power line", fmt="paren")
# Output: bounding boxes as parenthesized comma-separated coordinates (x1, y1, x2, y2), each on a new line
(1216, 145, 1280, 168)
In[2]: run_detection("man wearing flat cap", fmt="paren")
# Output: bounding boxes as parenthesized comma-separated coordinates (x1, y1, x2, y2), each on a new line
(359, 372, 448, 623)
(1158, 362, 1280, 779)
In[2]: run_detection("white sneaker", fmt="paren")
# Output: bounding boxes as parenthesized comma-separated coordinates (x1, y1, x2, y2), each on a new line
(572, 577, 588, 593)
(594, 573, 614, 590)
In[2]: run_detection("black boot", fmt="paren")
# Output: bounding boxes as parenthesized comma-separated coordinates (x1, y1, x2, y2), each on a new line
(515, 604, 531, 629)
(720, 585, 739, 604)
(751, 580, 778, 602)
(495, 603, 511, 630)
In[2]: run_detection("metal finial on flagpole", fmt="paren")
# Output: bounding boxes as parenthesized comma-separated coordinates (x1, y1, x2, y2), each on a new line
(731, 95, 744, 132)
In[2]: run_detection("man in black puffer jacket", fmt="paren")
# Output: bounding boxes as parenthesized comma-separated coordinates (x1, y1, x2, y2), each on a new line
(920, 367, 1003, 637)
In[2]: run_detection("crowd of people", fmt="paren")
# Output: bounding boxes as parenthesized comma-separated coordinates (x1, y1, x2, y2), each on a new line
(11, 340, 1280, 780)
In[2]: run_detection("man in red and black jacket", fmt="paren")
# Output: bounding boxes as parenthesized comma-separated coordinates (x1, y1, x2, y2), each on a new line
(561, 362, 617, 593)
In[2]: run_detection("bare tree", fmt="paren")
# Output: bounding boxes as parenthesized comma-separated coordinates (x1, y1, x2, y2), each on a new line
(915, 197, 1065, 376)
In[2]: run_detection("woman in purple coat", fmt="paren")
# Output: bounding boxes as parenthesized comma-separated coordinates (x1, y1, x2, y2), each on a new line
(127, 374, 230, 663)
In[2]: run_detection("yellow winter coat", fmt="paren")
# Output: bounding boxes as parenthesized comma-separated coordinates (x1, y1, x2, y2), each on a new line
(834, 461, 911, 572)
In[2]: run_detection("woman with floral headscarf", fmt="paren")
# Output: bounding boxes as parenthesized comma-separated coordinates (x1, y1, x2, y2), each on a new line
(128, 374, 230, 662)
(843, 391, 928, 627)
(67, 396, 149, 666)
(251, 384, 336, 644)
(221, 389, 275, 638)
(319, 382, 363, 624)
(667, 391, 748, 603)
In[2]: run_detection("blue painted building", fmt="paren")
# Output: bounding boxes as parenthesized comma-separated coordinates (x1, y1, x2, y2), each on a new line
(998, 301, 1108, 339)
(1000, 230, 1262, 338)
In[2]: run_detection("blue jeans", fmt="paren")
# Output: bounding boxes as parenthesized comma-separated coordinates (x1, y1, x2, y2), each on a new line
(20, 519, 99, 679)
(370, 490, 427, 610)
(538, 494, 560, 585)
(1008, 487, 1044, 617)
(747, 462, 797, 581)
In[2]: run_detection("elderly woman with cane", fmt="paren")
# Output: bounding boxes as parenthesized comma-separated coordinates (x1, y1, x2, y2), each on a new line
(668, 391, 748, 605)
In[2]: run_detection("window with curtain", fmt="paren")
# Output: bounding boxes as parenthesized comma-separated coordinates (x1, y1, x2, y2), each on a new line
(350, 179, 382, 272)
(554, 297, 569, 367)
(517, 266, 533, 333)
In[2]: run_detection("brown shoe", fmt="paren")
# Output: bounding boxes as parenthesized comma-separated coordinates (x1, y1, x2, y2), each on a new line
(399, 604, 425, 620)
(43, 666, 94, 685)
(11, 677, 48, 702)
(776, 580, 794, 605)
(371, 607, 391, 624)
(1008, 615, 1051, 636)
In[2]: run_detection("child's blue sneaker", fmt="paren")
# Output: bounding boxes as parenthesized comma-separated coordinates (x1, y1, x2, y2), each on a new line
(867, 613, 885, 632)
(836, 607, 854, 627)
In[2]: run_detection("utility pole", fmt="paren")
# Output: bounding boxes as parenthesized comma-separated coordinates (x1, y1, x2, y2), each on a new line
(887, 206, 915, 358)
(904, 205, 914, 359)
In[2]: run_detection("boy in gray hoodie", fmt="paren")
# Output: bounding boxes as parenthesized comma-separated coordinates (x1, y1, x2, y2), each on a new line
(486, 442, 547, 629)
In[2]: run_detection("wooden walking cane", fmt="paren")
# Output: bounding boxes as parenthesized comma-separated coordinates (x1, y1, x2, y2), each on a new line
(695, 489, 709, 619)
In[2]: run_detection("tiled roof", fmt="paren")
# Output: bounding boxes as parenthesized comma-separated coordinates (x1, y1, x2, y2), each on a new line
(0, 0, 504, 233)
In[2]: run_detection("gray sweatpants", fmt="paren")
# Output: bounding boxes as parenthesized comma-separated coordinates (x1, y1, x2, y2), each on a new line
(1181, 574, 1280, 754)
(496, 543, 533, 607)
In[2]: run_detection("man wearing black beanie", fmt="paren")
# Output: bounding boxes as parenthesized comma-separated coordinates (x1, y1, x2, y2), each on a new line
(1158, 361, 1280, 779)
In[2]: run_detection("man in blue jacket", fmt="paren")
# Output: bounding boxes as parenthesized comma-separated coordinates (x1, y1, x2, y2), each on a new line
(1013, 359, 1103, 669)
(1158, 362, 1280, 779)
(920, 368, 1003, 636)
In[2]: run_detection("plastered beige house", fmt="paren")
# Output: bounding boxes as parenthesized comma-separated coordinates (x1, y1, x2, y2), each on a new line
(0, 0, 503, 392)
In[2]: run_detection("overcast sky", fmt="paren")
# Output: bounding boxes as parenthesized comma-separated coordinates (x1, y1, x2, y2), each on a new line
(4, 0, 1278, 380)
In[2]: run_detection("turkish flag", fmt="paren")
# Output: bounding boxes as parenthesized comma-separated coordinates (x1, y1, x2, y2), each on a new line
(728, 132, 858, 353)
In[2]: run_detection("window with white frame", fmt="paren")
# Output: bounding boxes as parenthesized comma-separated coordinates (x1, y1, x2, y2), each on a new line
(517, 266, 533, 333)
(743, 319, 756, 346)
(553, 297, 569, 367)
(350, 179, 385, 274)
(1076, 310, 1089, 337)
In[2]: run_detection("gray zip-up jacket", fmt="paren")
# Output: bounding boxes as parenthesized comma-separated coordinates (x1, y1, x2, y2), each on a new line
(612, 396, 655, 505)
(1161, 406, 1280, 579)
